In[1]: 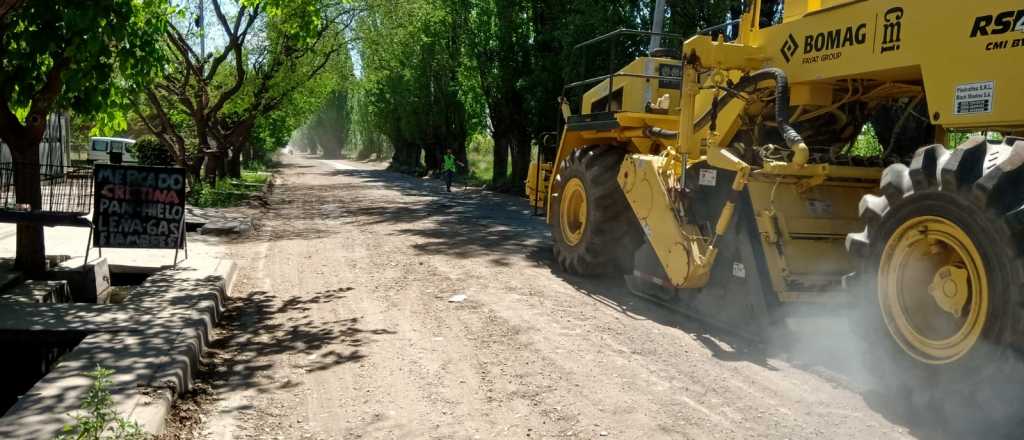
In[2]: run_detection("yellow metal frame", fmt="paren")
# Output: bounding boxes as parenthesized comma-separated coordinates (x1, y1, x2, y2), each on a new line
(529, 0, 1024, 299)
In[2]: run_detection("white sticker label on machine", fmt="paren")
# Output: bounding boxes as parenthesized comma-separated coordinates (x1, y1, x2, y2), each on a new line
(732, 262, 746, 278)
(699, 169, 717, 186)
(953, 81, 994, 115)
(807, 199, 833, 217)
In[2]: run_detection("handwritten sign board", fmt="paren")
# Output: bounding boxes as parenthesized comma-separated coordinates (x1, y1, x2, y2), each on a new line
(92, 164, 187, 249)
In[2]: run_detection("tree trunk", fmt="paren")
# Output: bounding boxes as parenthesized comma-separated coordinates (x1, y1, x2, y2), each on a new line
(389, 141, 422, 174)
(190, 154, 204, 182)
(508, 131, 532, 196)
(321, 144, 342, 159)
(10, 143, 46, 275)
(203, 151, 220, 185)
(242, 143, 252, 166)
(217, 150, 229, 180)
(492, 134, 510, 187)
(425, 144, 441, 174)
(227, 147, 243, 179)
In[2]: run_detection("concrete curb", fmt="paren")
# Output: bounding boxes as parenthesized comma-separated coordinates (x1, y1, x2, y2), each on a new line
(0, 257, 236, 439)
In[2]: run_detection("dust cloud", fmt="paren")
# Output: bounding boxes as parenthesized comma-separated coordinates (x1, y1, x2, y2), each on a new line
(767, 281, 1024, 439)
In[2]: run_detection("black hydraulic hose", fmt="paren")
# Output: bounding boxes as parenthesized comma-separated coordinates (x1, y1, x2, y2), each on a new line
(694, 68, 805, 151)
(756, 68, 804, 150)
(645, 127, 679, 140)
(644, 68, 808, 166)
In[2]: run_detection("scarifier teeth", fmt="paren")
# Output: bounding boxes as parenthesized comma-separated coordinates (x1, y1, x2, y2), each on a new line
(858, 195, 889, 228)
(880, 164, 913, 205)
(909, 144, 948, 192)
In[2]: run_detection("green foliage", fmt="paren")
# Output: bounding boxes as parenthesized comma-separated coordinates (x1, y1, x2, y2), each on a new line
(0, 0, 171, 273)
(290, 91, 352, 159)
(0, 0, 168, 128)
(350, 0, 743, 191)
(248, 1, 359, 165)
(260, 33, 357, 162)
(853, 126, 1004, 159)
(466, 132, 494, 186)
(135, 0, 359, 178)
(58, 366, 146, 440)
(188, 180, 250, 208)
(947, 131, 1002, 147)
(355, 0, 471, 172)
(134, 136, 174, 167)
(851, 124, 883, 157)
(345, 84, 392, 160)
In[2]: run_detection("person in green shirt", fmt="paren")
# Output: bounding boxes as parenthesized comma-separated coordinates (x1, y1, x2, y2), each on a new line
(442, 148, 463, 192)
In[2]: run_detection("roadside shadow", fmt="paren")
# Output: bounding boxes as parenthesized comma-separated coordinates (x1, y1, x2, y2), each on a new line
(204, 286, 395, 393)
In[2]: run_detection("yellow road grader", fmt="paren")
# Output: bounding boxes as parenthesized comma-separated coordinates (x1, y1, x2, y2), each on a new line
(528, 0, 1024, 422)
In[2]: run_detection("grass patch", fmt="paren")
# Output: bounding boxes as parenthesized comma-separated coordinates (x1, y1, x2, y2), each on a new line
(188, 169, 270, 208)
(240, 170, 270, 185)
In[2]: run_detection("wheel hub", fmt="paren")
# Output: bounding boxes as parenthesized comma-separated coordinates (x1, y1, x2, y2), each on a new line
(559, 178, 588, 247)
(878, 216, 988, 364)
(928, 265, 970, 318)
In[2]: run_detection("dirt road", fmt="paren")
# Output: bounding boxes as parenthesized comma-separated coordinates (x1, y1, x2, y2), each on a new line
(185, 155, 925, 439)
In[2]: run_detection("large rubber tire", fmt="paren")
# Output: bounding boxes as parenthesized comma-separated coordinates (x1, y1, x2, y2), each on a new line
(846, 136, 1024, 434)
(550, 145, 640, 275)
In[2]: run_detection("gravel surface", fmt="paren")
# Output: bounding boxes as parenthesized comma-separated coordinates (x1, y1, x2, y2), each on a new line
(172, 155, 934, 439)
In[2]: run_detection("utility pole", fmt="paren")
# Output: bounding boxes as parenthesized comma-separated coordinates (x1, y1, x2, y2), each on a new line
(644, 0, 668, 106)
(648, 0, 667, 53)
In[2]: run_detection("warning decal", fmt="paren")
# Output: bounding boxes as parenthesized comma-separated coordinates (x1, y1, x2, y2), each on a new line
(954, 81, 994, 115)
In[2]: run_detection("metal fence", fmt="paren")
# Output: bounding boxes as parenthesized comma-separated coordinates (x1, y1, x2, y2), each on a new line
(0, 113, 71, 167)
(0, 161, 93, 217)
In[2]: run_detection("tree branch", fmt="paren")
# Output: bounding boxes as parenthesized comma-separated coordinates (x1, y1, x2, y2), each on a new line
(206, 3, 259, 119)
(138, 88, 190, 166)
(0, 94, 27, 150)
(23, 56, 70, 142)
(206, 1, 258, 82)
(0, 0, 22, 23)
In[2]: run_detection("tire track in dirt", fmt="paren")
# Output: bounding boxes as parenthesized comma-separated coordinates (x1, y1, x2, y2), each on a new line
(188, 156, 916, 440)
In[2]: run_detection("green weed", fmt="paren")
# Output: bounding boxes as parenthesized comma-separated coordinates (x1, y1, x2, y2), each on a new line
(58, 366, 146, 440)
